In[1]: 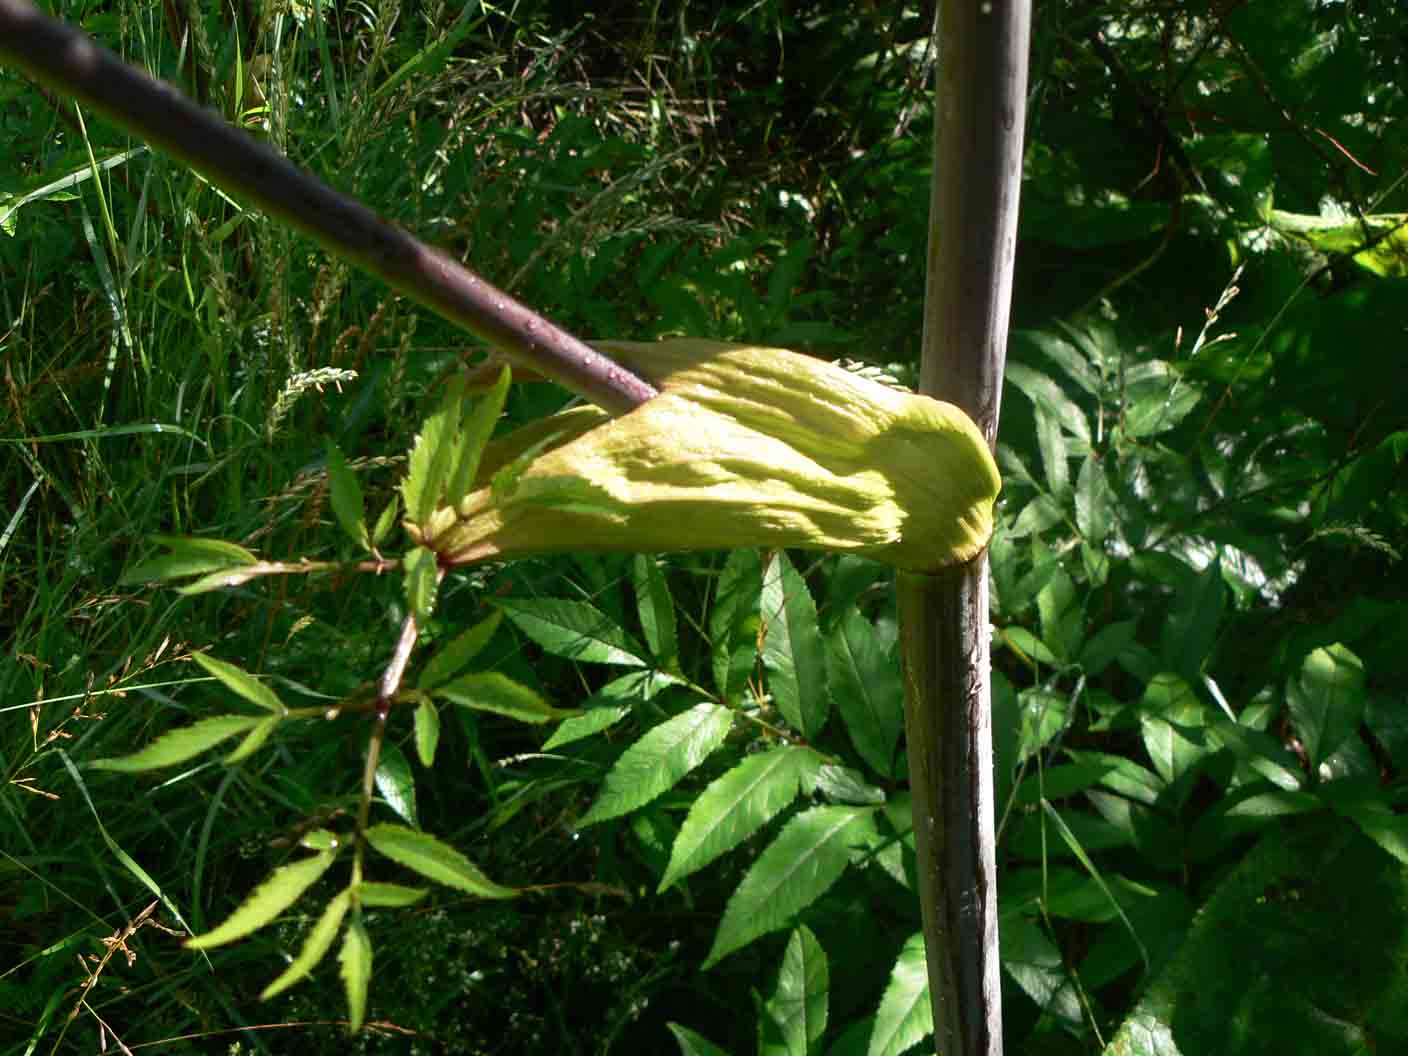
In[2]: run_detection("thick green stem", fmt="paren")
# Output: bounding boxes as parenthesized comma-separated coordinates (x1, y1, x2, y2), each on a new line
(903, 3, 1031, 1054)
(0, 0, 657, 415)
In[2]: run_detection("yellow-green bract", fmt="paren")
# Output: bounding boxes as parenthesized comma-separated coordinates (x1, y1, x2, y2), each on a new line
(408, 340, 1000, 573)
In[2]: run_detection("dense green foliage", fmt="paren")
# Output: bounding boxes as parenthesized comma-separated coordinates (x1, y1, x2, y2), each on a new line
(2, 1, 1406, 1053)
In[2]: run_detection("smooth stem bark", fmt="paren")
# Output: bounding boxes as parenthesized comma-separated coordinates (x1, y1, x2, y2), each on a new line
(0, 0, 657, 415)
(902, 3, 1030, 1055)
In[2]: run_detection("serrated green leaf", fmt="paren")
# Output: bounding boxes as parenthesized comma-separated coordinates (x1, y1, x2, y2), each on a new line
(225, 713, 282, 763)
(710, 548, 762, 701)
(436, 671, 570, 724)
(300, 829, 341, 851)
(371, 493, 400, 546)
(660, 746, 822, 891)
(543, 704, 631, 750)
(1075, 454, 1115, 545)
(1001, 914, 1081, 1025)
(403, 545, 438, 626)
(496, 596, 647, 667)
(542, 670, 679, 750)
(633, 554, 679, 669)
(121, 553, 242, 585)
(174, 566, 266, 594)
(826, 607, 903, 778)
(403, 379, 467, 526)
(1122, 365, 1201, 438)
(363, 823, 518, 898)
(148, 533, 259, 564)
(326, 442, 369, 549)
(91, 714, 262, 772)
(446, 364, 510, 507)
(867, 932, 932, 1056)
(413, 695, 440, 767)
(1138, 674, 1210, 787)
(374, 742, 418, 827)
(762, 552, 829, 738)
(705, 805, 877, 967)
(260, 889, 351, 1000)
(1035, 404, 1070, 499)
(812, 764, 885, 805)
(580, 703, 734, 827)
(192, 652, 286, 714)
(340, 914, 372, 1032)
(1005, 362, 1091, 442)
(767, 924, 829, 1056)
(356, 882, 428, 908)
(667, 1023, 733, 1056)
(186, 849, 338, 949)
(417, 610, 503, 690)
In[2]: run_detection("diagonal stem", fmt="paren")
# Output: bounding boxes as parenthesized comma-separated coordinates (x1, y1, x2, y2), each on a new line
(0, 0, 658, 415)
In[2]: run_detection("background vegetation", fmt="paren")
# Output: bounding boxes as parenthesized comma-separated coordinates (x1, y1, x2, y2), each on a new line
(2, 0, 1406, 1053)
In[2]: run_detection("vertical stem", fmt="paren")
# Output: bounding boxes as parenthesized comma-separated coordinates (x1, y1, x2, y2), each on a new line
(902, 3, 1030, 1055)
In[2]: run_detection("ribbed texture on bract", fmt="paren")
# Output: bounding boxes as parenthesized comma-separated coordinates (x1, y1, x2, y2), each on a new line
(411, 341, 1000, 573)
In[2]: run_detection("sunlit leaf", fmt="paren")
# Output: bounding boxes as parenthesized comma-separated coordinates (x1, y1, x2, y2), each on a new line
(1122, 362, 1201, 438)
(435, 671, 571, 724)
(174, 565, 269, 594)
(340, 914, 372, 1032)
(1138, 674, 1210, 789)
(363, 823, 517, 898)
(826, 607, 903, 778)
(1075, 454, 1115, 545)
(710, 548, 762, 701)
(1006, 362, 1091, 442)
(767, 924, 828, 1056)
(446, 364, 510, 507)
(705, 806, 877, 967)
(91, 714, 261, 772)
(403, 378, 466, 526)
(762, 551, 829, 738)
(260, 888, 351, 1000)
(867, 932, 931, 1056)
(192, 652, 286, 714)
(660, 745, 823, 891)
(1035, 404, 1070, 499)
(186, 849, 339, 949)
(403, 545, 438, 626)
(417, 610, 503, 690)
(542, 669, 679, 750)
(543, 704, 631, 750)
(149, 533, 259, 564)
(356, 882, 429, 908)
(413, 694, 440, 767)
(300, 829, 341, 851)
(633, 554, 679, 669)
(374, 742, 418, 827)
(371, 493, 400, 546)
(580, 703, 734, 827)
(224, 713, 282, 763)
(496, 596, 647, 667)
(1287, 643, 1366, 773)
